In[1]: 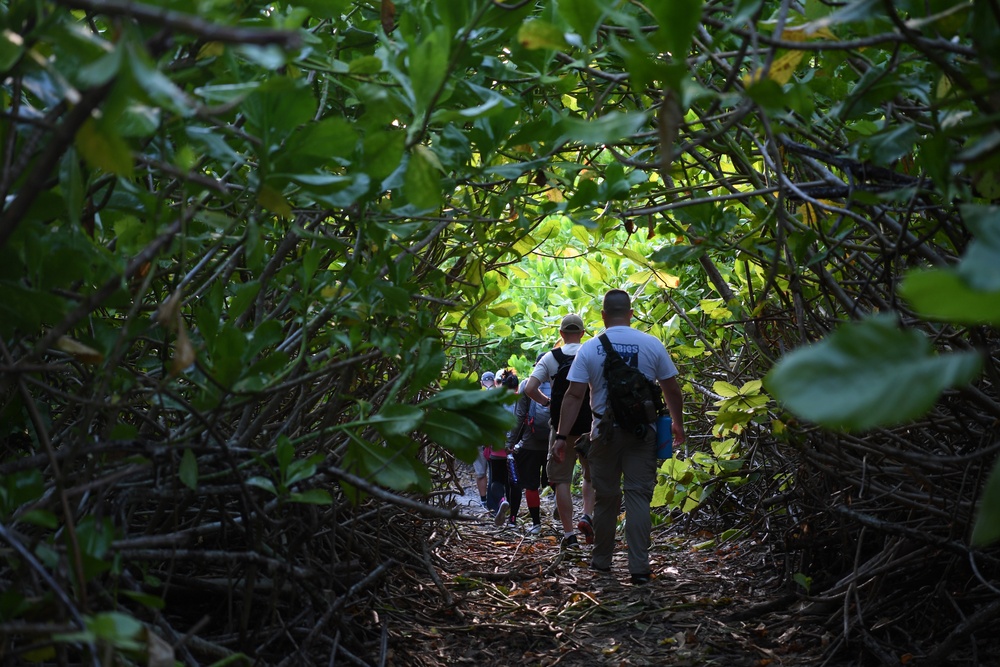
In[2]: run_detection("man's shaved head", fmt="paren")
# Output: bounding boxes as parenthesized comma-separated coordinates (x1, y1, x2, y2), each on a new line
(603, 289, 632, 317)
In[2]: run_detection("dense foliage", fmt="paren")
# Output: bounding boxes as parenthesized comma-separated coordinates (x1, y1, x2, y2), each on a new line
(2, 0, 1000, 664)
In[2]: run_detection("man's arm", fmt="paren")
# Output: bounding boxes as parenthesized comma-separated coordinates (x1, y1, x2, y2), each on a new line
(523, 376, 547, 406)
(552, 380, 587, 462)
(659, 376, 686, 446)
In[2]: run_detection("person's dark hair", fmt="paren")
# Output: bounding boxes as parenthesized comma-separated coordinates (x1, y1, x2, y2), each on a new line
(603, 289, 632, 316)
(499, 369, 519, 390)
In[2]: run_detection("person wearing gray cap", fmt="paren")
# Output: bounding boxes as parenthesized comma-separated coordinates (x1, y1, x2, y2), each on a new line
(523, 313, 596, 549)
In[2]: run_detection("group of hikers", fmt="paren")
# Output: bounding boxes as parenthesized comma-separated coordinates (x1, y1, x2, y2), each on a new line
(471, 289, 687, 584)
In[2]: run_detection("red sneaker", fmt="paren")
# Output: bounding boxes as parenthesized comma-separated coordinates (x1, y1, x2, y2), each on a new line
(577, 515, 594, 544)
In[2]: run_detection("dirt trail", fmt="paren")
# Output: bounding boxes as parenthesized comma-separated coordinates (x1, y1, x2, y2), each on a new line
(387, 466, 836, 666)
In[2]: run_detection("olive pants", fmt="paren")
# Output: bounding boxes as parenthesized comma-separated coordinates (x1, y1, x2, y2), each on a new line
(588, 420, 657, 576)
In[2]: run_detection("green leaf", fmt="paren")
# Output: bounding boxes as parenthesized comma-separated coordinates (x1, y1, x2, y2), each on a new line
(962, 204, 1000, 248)
(209, 324, 247, 387)
(235, 44, 287, 70)
(179, 448, 198, 490)
(971, 457, 1000, 546)
(119, 103, 161, 138)
(289, 488, 333, 505)
(75, 118, 133, 178)
(292, 0, 352, 18)
(404, 146, 442, 211)
(410, 26, 450, 114)
(347, 440, 425, 491)
(765, 315, 982, 431)
(487, 301, 521, 317)
(363, 130, 406, 183)
(19, 509, 58, 529)
(650, 0, 704, 57)
(242, 78, 317, 145)
(409, 338, 446, 395)
(276, 436, 294, 476)
(59, 149, 83, 229)
(859, 124, 918, 166)
(557, 0, 604, 44)
(126, 39, 191, 116)
(421, 409, 481, 458)
(228, 281, 262, 321)
(798, 0, 886, 31)
(713, 381, 739, 398)
(518, 20, 572, 51)
(87, 612, 144, 650)
(430, 83, 513, 123)
(1, 468, 44, 517)
(76, 45, 122, 87)
(560, 112, 649, 145)
(122, 590, 165, 610)
(0, 281, 68, 335)
(421, 388, 497, 410)
(958, 204, 1000, 290)
(278, 117, 358, 170)
(349, 55, 383, 75)
(246, 476, 278, 495)
(370, 404, 423, 438)
(899, 269, 1000, 325)
(0, 28, 25, 72)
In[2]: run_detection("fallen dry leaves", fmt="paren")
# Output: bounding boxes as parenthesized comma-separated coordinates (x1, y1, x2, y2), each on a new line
(379, 497, 838, 666)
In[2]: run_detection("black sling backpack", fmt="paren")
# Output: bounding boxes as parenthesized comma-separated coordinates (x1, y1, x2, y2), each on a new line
(598, 334, 663, 436)
(549, 348, 592, 436)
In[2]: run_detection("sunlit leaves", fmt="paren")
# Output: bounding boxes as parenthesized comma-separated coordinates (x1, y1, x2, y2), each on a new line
(709, 380, 770, 437)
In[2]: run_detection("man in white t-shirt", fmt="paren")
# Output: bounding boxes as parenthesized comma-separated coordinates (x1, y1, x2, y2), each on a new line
(523, 314, 596, 549)
(554, 289, 686, 584)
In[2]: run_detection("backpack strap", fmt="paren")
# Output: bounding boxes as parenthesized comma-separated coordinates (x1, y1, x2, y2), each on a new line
(598, 333, 619, 361)
(551, 347, 566, 363)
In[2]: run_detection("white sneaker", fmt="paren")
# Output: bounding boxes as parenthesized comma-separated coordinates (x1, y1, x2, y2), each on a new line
(525, 523, 542, 535)
(494, 499, 510, 527)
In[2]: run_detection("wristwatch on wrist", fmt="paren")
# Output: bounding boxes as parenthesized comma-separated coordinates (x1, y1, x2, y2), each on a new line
(554, 434, 567, 441)
(543, 397, 551, 407)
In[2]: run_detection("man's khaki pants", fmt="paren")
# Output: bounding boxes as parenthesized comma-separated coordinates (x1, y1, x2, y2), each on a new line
(588, 420, 657, 575)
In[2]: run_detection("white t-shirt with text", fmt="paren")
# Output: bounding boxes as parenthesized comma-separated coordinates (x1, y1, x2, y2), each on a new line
(566, 325, 678, 424)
